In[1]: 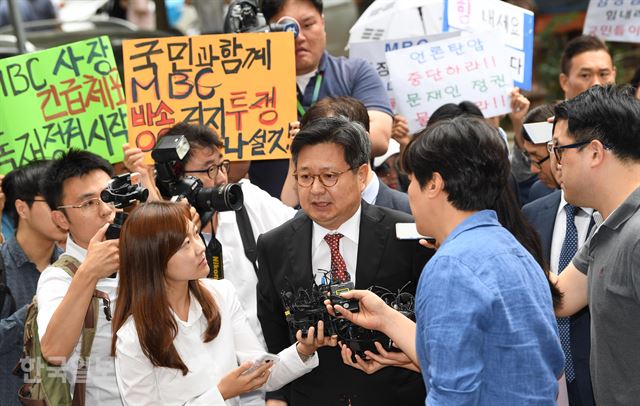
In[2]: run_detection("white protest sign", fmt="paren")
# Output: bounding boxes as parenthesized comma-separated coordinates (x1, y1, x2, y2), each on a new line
(443, 0, 534, 90)
(349, 32, 459, 111)
(583, 0, 640, 43)
(386, 32, 514, 133)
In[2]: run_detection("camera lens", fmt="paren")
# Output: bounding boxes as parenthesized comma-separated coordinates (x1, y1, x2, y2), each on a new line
(194, 183, 244, 212)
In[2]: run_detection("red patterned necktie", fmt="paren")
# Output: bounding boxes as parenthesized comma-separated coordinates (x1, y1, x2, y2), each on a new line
(324, 233, 350, 283)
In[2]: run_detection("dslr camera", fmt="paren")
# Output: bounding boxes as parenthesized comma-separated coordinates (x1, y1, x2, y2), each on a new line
(152, 135, 243, 215)
(100, 172, 149, 240)
(223, 0, 300, 36)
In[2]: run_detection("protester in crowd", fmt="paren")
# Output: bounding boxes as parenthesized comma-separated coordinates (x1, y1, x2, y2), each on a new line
(112, 201, 326, 405)
(281, 96, 411, 213)
(551, 84, 640, 405)
(257, 116, 432, 406)
(250, 0, 394, 198)
(559, 35, 616, 101)
(36, 150, 121, 404)
(0, 161, 66, 406)
(331, 115, 564, 404)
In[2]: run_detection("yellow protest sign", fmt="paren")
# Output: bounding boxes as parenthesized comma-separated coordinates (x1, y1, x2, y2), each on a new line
(122, 32, 296, 162)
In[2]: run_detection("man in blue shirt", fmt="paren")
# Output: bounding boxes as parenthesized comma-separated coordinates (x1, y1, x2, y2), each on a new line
(0, 160, 66, 405)
(249, 0, 393, 198)
(332, 116, 563, 405)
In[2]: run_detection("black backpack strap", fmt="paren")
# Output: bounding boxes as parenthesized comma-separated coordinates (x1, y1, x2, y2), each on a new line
(0, 251, 17, 316)
(235, 205, 259, 274)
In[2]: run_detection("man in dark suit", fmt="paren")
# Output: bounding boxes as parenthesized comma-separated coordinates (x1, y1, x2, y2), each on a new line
(257, 116, 431, 406)
(523, 163, 595, 406)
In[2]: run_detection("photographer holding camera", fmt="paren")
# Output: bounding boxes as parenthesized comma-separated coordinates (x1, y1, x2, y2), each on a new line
(35, 150, 122, 404)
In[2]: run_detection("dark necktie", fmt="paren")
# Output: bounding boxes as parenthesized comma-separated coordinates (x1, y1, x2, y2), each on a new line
(323, 233, 350, 283)
(558, 204, 578, 382)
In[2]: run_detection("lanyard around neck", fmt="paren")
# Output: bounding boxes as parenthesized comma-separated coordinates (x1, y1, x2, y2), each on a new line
(297, 72, 323, 117)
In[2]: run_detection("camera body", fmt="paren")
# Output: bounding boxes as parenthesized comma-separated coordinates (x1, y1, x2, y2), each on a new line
(152, 134, 244, 215)
(100, 172, 149, 240)
(223, 0, 300, 36)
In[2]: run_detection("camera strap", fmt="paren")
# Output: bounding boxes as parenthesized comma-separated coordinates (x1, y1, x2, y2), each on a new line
(235, 205, 259, 275)
(206, 215, 224, 279)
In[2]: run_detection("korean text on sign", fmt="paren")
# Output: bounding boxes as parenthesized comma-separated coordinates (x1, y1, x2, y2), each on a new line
(386, 32, 514, 133)
(443, 0, 534, 90)
(122, 32, 297, 162)
(0, 36, 126, 175)
(583, 0, 640, 43)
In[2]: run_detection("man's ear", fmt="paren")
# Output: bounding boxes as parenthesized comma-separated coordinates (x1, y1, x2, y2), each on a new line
(559, 73, 569, 95)
(51, 210, 70, 232)
(357, 163, 369, 191)
(428, 173, 445, 196)
(14, 199, 29, 220)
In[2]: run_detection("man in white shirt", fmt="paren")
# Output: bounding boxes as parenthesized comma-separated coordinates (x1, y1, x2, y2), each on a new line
(38, 150, 121, 404)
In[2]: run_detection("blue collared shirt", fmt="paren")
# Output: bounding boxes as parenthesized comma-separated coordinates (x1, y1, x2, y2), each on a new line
(415, 210, 564, 405)
(0, 238, 62, 405)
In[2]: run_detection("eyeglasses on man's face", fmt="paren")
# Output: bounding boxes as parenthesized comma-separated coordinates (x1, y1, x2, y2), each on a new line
(184, 160, 231, 180)
(57, 197, 115, 213)
(525, 153, 550, 170)
(293, 168, 352, 188)
(548, 139, 612, 164)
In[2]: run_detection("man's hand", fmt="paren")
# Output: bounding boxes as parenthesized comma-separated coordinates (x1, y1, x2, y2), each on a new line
(508, 87, 531, 149)
(78, 223, 120, 281)
(217, 361, 273, 400)
(295, 320, 338, 357)
(325, 289, 392, 332)
(266, 400, 287, 406)
(339, 341, 420, 375)
(122, 144, 162, 201)
(391, 115, 410, 147)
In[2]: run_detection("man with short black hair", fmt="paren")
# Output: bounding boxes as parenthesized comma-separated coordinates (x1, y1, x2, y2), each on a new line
(551, 84, 640, 405)
(37, 150, 121, 404)
(257, 116, 430, 406)
(250, 0, 393, 198)
(0, 161, 66, 405)
(559, 35, 616, 100)
(403, 116, 563, 404)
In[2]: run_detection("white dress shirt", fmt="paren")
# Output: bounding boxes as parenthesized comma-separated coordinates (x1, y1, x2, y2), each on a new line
(114, 279, 318, 406)
(311, 206, 361, 286)
(36, 235, 121, 405)
(361, 173, 380, 205)
(549, 192, 594, 274)
(212, 179, 297, 346)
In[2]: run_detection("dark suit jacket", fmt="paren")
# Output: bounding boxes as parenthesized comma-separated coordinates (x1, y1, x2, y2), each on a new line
(375, 180, 411, 214)
(257, 201, 432, 406)
(522, 190, 595, 406)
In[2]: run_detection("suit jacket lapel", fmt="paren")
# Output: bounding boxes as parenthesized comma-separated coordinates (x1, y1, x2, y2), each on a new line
(538, 191, 561, 263)
(286, 214, 315, 289)
(354, 202, 389, 290)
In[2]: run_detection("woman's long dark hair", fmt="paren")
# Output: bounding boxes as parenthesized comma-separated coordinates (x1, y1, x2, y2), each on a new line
(111, 201, 221, 375)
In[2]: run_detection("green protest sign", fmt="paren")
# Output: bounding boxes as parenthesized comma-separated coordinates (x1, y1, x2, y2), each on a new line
(0, 36, 127, 174)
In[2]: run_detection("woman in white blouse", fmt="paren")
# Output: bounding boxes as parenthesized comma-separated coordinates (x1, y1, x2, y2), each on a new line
(111, 201, 332, 405)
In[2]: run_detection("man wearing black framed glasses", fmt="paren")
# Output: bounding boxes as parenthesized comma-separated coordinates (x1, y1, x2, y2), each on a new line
(522, 104, 596, 406)
(256, 116, 432, 406)
(550, 84, 640, 405)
